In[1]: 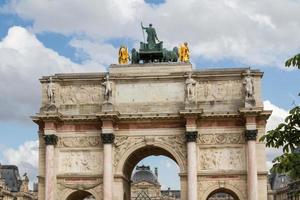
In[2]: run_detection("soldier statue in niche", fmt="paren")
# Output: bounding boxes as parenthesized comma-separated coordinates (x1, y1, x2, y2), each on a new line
(102, 73, 112, 102)
(243, 69, 255, 107)
(47, 77, 55, 104)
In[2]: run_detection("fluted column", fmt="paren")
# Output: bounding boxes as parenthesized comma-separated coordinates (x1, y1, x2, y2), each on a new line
(101, 120, 115, 200)
(43, 122, 58, 200)
(245, 116, 258, 200)
(185, 117, 198, 200)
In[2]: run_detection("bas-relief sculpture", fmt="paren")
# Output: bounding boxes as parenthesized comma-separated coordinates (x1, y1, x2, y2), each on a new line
(58, 151, 102, 174)
(53, 79, 245, 108)
(198, 132, 244, 144)
(197, 80, 243, 102)
(114, 135, 186, 169)
(59, 85, 103, 105)
(199, 148, 245, 170)
(57, 136, 101, 148)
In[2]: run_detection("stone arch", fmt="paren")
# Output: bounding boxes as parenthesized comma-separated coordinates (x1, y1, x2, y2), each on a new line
(116, 141, 186, 177)
(117, 141, 185, 200)
(202, 185, 244, 200)
(61, 188, 98, 200)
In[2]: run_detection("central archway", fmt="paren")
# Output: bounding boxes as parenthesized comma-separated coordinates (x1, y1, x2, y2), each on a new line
(207, 188, 239, 200)
(119, 144, 185, 200)
(66, 190, 96, 200)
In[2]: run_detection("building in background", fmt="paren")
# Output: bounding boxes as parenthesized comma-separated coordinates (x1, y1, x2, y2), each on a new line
(268, 173, 300, 200)
(131, 165, 180, 200)
(0, 164, 37, 200)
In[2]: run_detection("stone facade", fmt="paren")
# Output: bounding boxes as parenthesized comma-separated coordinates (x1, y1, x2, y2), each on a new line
(32, 63, 271, 200)
(0, 165, 37, 200)
(131, 166, 179, 200)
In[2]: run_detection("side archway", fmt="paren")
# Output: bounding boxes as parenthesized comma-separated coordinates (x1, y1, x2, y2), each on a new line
(62, 189, 98, 200)
(207, 188, 239, 200)
(202, 185, 243, 200)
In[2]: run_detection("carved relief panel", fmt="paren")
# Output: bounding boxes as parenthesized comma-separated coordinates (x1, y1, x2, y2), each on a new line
(58, 151, 102, 174)
(197, 80, 243, 102)
(114, 135, 187, 170)
(199, 148, 245, 170)
(198, 132, 244, 145)
(58, 85, 103, 105)
(57, 136, 101, 148)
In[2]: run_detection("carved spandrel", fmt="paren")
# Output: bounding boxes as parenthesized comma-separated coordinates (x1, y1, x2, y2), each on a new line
(58, 151, 102, 174)
(199, 148, 245, 170)
(197, 80, 243, 102)
(198, 132, 244, 144)
(58, 85, 103, 105)
(114, 135, 186, 168)
(57, 136, 101, 148)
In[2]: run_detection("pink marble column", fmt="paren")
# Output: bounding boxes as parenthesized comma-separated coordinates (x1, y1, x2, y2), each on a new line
(43, 122, 58, 200)
(101, 120, 115, 200)
(245, 117, 258, 200)
(185, 117, 198, 200)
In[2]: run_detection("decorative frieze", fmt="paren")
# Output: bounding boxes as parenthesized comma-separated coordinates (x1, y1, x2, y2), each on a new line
(198, 132, 244, 144)
(58, 85, 103, 105)
(245, 130, 258, 141)
(44, 134, 58, 145)
(57, 136, 101, 148)
(101, 133, 115, 144)
(186, 131, 198, 142)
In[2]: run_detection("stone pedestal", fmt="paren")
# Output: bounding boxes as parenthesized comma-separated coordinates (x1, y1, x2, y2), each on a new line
(44, 134, 58, 200)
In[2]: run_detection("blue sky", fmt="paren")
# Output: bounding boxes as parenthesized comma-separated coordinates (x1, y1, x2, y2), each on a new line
(0, 0, 299, 190)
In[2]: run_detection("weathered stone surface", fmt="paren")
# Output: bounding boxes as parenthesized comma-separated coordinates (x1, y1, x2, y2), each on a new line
(34, 63, 270, 200)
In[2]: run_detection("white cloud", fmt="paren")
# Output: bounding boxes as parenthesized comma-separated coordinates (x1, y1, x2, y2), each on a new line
(3, 0, 300, 67)
(1, 140, 38, 188)
(0, 26, 108, 122)
(264, 100, 289, 131)
(264, 100, 289, 171)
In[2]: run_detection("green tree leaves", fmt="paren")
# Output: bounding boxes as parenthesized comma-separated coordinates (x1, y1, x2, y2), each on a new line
(285, 54, 300, 68)
(260, 106, 300, 179)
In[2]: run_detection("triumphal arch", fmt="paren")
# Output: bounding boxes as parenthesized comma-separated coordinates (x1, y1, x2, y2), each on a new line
(33, 25, 271, 200)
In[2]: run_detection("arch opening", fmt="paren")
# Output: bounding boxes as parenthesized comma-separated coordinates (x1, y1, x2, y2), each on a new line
(122, 145, 182, 200)
(207, 188, 239, 200)
(66, 190, 95, 200)
(123, 145, 179, 179)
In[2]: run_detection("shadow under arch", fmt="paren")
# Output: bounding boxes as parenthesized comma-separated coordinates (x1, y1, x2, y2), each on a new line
(207, 188, 240, 200)
(66, 190, 95, 200)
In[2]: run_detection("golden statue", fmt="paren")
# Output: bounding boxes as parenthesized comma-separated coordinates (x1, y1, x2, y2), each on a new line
(118, 46, 130, 64)
(179, 42, 190, 62)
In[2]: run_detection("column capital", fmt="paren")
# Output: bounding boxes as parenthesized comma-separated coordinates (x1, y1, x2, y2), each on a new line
(43, 134, 58, 145)
(101, 133, 115, 144)
(185, 131, 198, 142)
(245, 129, 258, 141)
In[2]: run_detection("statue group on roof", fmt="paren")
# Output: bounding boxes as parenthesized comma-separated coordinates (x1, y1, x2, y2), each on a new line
(118, 23, 190, 64)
